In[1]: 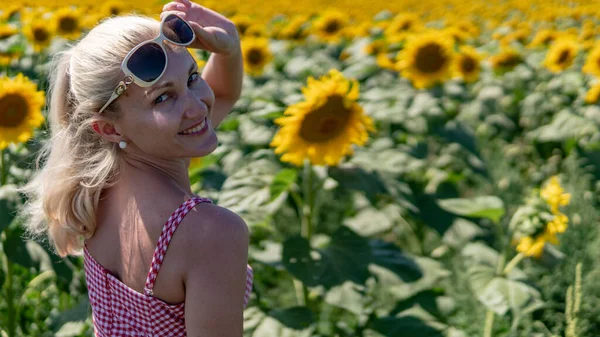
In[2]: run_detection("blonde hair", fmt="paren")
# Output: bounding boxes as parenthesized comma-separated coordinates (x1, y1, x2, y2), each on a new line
(17, 15, 161, 257)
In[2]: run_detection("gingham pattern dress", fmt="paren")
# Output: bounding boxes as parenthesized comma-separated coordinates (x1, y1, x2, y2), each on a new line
(83, 196, 254, 337)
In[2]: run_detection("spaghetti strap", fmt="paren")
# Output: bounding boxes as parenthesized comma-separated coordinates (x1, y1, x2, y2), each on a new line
(144, 196, 212, 296)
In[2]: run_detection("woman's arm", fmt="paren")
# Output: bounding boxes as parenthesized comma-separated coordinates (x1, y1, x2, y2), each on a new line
(161, 0, 243, 128)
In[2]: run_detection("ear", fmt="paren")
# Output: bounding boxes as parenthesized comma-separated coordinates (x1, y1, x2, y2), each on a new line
(92, 120, 123, 144)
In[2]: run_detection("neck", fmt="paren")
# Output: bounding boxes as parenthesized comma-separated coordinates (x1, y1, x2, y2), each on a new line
(119, 153, 192, 196)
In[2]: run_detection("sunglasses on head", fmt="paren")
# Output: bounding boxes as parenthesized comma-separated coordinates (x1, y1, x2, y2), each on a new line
(99, 14, 195, 113)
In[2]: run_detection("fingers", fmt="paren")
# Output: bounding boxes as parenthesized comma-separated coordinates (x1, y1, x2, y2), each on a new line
(160, 10, 186, 21)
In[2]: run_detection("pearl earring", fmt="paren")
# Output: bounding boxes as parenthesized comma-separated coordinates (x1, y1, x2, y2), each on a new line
(119, 140, 127, 149)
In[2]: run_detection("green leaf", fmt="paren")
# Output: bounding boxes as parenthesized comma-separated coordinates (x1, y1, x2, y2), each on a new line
(0, 184, 20, 235)
(467, 264, 542, 316)
(282, 226, 372, 289)
(270, 169, 298, 202)
(369, 239, 422, 282)
(269, 306, 314, 330)
(437, 196, 505, 223)
(50, 297, 90, 332)
(3, 225, 34, 268)
(367, 316, 444, 337)
(324, 281, 366, 315)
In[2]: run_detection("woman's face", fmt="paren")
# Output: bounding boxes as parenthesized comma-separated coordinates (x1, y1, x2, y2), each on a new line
(113, 47, 217, 160)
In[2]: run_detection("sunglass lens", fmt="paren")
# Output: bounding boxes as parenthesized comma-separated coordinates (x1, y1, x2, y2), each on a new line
(127, 42, 166, 82)
(163, 14, 194, 44)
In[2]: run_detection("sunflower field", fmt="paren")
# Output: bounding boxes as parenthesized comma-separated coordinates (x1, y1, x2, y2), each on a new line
(1, 0, 600, 336)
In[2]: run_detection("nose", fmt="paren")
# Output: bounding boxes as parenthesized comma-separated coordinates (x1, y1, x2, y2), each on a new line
(183, 90, 211, 119)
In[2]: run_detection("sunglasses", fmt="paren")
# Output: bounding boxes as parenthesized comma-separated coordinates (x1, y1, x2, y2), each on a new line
(99, 14, 196, 113)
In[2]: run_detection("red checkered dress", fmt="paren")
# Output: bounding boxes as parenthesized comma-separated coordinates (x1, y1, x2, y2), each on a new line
(83, 196, 254, 336)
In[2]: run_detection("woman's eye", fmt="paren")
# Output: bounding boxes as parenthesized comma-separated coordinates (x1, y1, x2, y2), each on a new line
(154, 93, 169, 105)
(188, 72, 199, 86)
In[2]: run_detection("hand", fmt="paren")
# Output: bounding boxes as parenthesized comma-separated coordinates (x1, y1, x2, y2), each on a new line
(161, 0, 241, 57)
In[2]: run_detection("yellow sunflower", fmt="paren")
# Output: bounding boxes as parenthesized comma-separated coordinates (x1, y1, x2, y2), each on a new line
(0, 24, 18, 40)
(270, 69, 375, 167)
(376, 52, 398, 71)
(582, 44, 600, 77)
(241, 37, 273, 77)
(231, 14, 255, 36)
(528, 29, 558, 48)
(489, 48, 523, 73)
(99, 0, 129, 17)
(244, 24, 268, 38)
(384, 13, 422, 37)
(540, 175, 571, 213)
(585, 82, 600, 104)
(453, 46, 482, 83)
(0, 5, 20, 22)
(276, 15, 309, 41)
(311, 10, 349, 44)
(396, 32, 455, 89)
(543, 39, 579, 73)
(22, 20, 55, 52)
(52, 7, 84, 40)
(0, 49, 21, 67)
(363, 39, 388, 56)
(0, 74, 46, 150)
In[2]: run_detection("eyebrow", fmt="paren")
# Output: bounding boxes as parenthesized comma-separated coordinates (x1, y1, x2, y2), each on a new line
(145, 63, 198, 98)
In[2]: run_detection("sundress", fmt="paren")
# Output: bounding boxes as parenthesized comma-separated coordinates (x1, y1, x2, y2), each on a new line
(83, 196, 254, 336)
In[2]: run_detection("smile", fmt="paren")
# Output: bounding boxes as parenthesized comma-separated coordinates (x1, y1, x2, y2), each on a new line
(178, 117, 208, 135)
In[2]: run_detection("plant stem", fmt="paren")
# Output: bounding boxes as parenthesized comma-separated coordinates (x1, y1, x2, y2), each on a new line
(293, 160, 314, 308)
(502, 253, 525, 275)
(483, 309, 495, 337)
(1, 149, 16, 337)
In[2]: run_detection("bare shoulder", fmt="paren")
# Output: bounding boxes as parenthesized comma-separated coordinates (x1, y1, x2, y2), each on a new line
(172, 202, 249, 263)
(170, 202, 250, 334)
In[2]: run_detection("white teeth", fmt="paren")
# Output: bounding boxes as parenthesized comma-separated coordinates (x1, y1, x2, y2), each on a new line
(180, 119, 206, 134)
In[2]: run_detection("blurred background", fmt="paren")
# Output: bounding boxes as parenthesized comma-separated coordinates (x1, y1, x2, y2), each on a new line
(0, 0, 599, 336)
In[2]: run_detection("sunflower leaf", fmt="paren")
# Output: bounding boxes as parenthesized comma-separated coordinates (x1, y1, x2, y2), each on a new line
(270, 169, 298, 202)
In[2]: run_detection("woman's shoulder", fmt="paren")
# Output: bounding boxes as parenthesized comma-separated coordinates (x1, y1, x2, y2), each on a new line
(168, 200, 249, 266)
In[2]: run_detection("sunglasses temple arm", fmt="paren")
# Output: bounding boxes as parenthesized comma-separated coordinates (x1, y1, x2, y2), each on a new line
(99, 79, 131, 113)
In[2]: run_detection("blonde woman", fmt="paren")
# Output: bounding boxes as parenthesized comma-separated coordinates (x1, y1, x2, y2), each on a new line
(17, 0, 253, 335)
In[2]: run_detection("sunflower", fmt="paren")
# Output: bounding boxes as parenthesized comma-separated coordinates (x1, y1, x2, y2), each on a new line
(231, 14, 255, 36)
(311, 10, 349, 43)
(0, 5, 20, 22)
(543, 39, 579, 73)
(540, 175, 571, 213)
(244, 24, 268, 38)
(99, 0, 129, 17)
(376, 52, 398, 71)
(585, 82, 600, 104)
(241, 37, 273, 77)
(396, 32, 455, 89)
(0, 74, 46, 150)
(0, 24, 18, 40)
(528, 29, 558, 48)
(384, 13, 422, 37)
(363, 39, 388, 56)
(276, 15, 309, 41)
(52, 7, 83, 40)
(270, 69, 375, 167)
(0, 48, 21, 67)
(489, 48, 523, 73)
(453, 46, 482, 83)
(22, 20, 54, 52)
(582, 44, 600, 77)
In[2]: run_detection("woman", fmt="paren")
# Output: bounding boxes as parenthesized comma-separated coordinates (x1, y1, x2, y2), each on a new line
(18, 0, 253, 335)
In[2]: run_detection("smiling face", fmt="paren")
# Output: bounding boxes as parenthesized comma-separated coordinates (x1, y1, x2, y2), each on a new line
(112, 46, 217, 160)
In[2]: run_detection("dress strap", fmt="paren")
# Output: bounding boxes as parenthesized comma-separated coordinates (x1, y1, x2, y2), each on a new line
(144, 196, 213, 296)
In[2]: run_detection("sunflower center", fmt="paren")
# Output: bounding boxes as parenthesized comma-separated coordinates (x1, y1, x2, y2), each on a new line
(0, 93, 28, 127)
(415, 43, 447, 73)
(461, 56, 476, 73)
(247, 48, 264, 65)
(324, 20, 341, 34)
(400, 21, 412, 31)
(59, 16, 78, 33)
(33, 27, 49, 42)
(237, 23, 249, 35)
(299, 95, 351, 143)
(556, 50, 571, 64)
(498, 54, 521, 68)
(110, 7, 121, 15)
